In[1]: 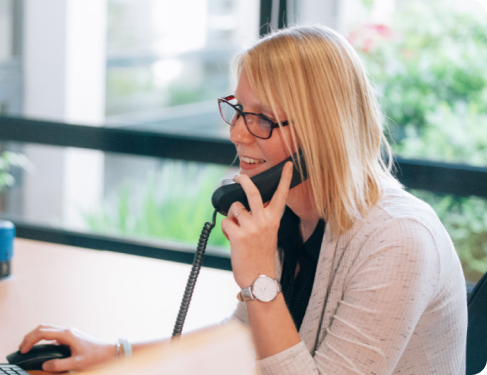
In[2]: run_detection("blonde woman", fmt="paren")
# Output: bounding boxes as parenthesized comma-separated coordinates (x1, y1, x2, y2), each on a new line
(18, 26, 467, 374)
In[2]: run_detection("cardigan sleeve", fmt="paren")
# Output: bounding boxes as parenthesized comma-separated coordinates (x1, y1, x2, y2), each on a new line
(257, 218, 441, 375)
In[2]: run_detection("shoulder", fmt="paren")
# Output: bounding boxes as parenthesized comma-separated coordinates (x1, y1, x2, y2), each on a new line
(377, 183, 436, 221)
(322, 184, 447, 263)
(360, 183, 446, 243)
(338, 188, 444, 297)
(341, 184, 449, 286)
(367, 182, 436, 222)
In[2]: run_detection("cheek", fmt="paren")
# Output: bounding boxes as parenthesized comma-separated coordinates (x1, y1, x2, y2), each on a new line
(257, 137, 292, 164)
(285, 127, 300, 153)
(274, 128, 297, 157)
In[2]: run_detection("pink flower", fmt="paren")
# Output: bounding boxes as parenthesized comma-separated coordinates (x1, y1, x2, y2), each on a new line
(373, 24, 395, 38)
(348, 23, 397, 53)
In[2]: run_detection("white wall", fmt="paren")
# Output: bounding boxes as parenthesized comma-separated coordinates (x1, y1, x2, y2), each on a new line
(297, 0, 340, 30)
(296, 0, 395, 34)
(23, 0, 106, 229)
(235, 0, 260, 49)
(0, 0, 12, 62)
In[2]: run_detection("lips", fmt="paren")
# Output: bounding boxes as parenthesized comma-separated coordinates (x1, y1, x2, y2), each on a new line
(240, 156, 266, 164)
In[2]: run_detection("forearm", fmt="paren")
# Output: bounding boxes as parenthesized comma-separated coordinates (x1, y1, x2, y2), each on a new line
(130, 337, 170, 355)
(246, 293, 301, 360)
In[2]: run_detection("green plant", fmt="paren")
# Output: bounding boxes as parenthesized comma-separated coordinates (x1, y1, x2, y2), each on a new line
(409, 190, 487, 281)
(396, 102, 487, 166)
(349, 1, 487, 280)
(350, 1, 487, 146)
(0, 151, 30, 192)
(85, 161, 231, 249)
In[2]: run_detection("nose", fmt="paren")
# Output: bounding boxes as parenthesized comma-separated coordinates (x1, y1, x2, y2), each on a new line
(229, 115, 254, 145)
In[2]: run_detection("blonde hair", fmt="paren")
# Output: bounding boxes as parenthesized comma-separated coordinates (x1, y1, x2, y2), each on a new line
(235, 25, 400, 238)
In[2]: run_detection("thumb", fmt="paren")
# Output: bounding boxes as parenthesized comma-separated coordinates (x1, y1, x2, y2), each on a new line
(222, 228, 229, 241)
(43, 357, 79, 373)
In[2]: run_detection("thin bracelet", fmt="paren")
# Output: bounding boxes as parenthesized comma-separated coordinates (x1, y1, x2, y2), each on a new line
(115, 341, 120, 360)
(117, 338, 132, 358)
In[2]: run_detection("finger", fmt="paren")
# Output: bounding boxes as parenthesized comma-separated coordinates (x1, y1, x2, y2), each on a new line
(227, 202, 250, 225)
(222, 226, 229, 241)
(19, 324, 58, 349)
(228, 201, 245, 220)
(268, 162, 294, 213)
(221, 217, 240, 240)
(43, 357, 79, 373)
(20, 328, 57, 352)
(221, 217, 235, 233)
(20, 328, 70, 353)
(233, 174, 264, 215)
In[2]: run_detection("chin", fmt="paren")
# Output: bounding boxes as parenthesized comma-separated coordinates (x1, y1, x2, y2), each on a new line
(240, 169, 258, 178)
(239, 161, 268, 177)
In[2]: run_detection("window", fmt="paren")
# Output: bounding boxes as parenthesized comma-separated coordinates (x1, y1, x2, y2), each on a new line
(106, 0, 260, 122)
(0, 0, 21, 115)
(1, 0, 485, 285)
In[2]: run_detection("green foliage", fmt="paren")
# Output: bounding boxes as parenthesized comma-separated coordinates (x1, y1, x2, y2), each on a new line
(361, 0, 375, 12)
(409, 190, 487, 281)
(105, 63, 230, 115)
(350, 1, 487, 279)
(97, 0, 487, 278)
(396, 103, 487, 166)
(0, 152, 31, 192)
(106, 67, 158, 97)
(84, 161, 230, 249)
(167, 78, 225, 107)
(353, 1, 487, 145)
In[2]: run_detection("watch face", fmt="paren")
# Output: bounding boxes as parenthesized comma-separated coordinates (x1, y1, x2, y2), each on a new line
(253, 276, 279, 302)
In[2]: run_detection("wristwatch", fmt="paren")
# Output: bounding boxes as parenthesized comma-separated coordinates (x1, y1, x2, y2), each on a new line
(237, 275, 281, 302)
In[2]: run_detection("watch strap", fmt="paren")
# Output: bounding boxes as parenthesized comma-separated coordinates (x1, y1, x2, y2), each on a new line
(237, 286, 256, 302)
(236, 275, 282, 302)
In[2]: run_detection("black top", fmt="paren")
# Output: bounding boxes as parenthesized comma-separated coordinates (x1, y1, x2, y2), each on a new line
(278, 206, 325, 331)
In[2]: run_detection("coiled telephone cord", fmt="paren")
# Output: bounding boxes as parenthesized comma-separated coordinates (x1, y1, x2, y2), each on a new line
(171, 209, 218, 339)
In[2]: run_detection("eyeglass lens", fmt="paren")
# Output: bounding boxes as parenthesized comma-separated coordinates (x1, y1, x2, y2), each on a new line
(219, 100, 273, 139)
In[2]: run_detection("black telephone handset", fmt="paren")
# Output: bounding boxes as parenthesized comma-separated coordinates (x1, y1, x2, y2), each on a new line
(172, 150, 308, 338)
(212, 150, 308, 216)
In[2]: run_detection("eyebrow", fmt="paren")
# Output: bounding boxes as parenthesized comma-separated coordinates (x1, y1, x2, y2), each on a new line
(234, 95, 274, 117)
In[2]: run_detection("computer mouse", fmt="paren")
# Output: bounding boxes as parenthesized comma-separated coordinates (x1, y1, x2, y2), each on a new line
(6, 344, 71, 371)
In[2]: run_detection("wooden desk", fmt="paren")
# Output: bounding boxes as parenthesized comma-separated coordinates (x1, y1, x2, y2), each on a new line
(0, 239, 241, 373)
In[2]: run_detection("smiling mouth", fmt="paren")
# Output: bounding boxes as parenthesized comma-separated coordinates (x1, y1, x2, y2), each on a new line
(240, 156, 266, 164)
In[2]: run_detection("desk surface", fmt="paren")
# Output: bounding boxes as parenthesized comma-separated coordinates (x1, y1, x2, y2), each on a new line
(0, 239, 239, 372)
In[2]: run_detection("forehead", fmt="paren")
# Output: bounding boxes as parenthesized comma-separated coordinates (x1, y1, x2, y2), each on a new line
(234, 68, 263, 109)
(234, 68, 278, 115)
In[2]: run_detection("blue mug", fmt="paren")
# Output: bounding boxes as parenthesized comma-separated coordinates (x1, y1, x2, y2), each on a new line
(0, 220, 15, 279)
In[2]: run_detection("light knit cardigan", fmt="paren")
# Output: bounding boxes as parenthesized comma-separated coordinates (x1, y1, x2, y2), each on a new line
(232, 184, 467, 374)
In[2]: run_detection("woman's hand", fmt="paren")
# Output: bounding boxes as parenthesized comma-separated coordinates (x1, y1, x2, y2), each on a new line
(221, 162, 294, 289)
(19, 324, 117, 372)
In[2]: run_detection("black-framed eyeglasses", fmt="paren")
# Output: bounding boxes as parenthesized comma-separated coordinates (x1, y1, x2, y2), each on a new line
(217, 95, 290, 140)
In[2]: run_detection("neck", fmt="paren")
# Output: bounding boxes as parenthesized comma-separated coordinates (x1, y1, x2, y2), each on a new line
(286, 180, 321, 241)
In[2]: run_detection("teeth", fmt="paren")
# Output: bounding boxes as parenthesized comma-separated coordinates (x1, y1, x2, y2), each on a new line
(241, 156, 265, 164)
